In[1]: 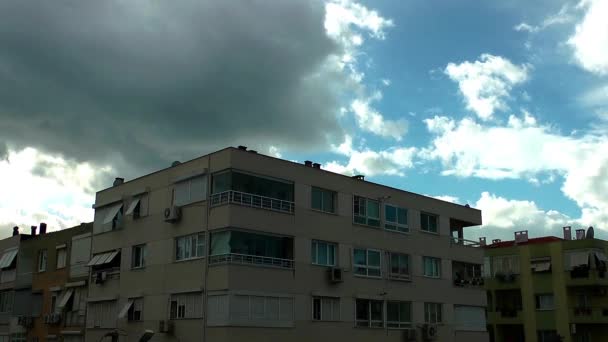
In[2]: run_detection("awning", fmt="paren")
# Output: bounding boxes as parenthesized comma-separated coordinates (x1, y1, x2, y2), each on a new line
(570, 252, 590, 269)
(86, 250, 119, 267)
(57, 289, 74, 310)
(532, 262, 551, 272)
(0, 249, 18, 269)
(125, 198, 140, 216)
(102, 203, 123, 224)
(118, 300, 134, 319)
(594, 251, 608, 262)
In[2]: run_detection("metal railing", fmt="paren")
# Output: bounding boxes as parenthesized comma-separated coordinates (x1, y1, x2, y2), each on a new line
(208, 253, 294, 269)
(450, 237, 481, 247)
(210, 191, 295, 214)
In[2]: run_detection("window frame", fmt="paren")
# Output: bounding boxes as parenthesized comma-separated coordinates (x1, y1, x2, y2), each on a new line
(355, 299, 384, 328)
(386, 301, 412, 329)
(353, 196, 380, 228)
(175, 233, 206, 262)
(127, 297, 144, 322)
(535, 294, 555, 311)
(424, 302, 443, 324)
(420, 212, 439, 234)
(38, 250, 47, 273)
(131, 244, 147, 269)
(353, 248, 382, 278)
(423, 256, 442, 278)
(311, 296, 340, 322)
(311, 240, 337, 267)
(311, 187, 337, 214)
(56, 247, 67, 269)
(169, 292, 203, 320)
(388, 252, 410, 280)
(384, 204, 409, 233)
(173, 175, 207, 207)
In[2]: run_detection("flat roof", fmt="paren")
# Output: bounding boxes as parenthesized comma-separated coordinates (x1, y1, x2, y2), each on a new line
(485, 236, 563, 249)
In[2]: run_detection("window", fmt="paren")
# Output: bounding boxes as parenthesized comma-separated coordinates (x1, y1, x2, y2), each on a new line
(311, 187, 336, 213)
(207, 294, 293, 327)
(311, 240, 337, 266)
(385, 205, 408, 232)
(424, 302, 442, 324)
(535, 294, 555, 310)
(453, 261, 483, 285)
(128, 298, 143, 321)
(454, 305, 486, 331)
(355, 299, 383, 328)
(175, 233, 205, 261)
(537, 330, 559, 342)
(38, 250, 47, 272)
(531, 258, 551, 272)
(421, 213, 438, 233)
(353, 196, 380, 227)
(170, 292, 203, 319)
(353, 248, 381, 277)
(312, 297, 340, 321)
(93, 202, 124, 234)
(423, 257, 441, 278)
(125, 194, 149, 218)
(131, 244, 146, 269)
(388, 253, 410, 280)
(56, 247, 67, 269)
(209, 231, 294, 268)
(87, 301, 117, 328)
(174, 175, 207, 206)
(387, 301, 411, 328)
(212, 171, 294, 201)
(492, 255, 520, 275)
(0, 291, 13, 312)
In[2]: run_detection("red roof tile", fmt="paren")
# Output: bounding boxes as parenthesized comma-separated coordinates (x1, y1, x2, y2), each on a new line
(485, 236, 562, 249)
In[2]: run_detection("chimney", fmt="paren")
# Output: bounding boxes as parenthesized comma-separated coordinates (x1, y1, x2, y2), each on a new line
(304, 160, 313, 167)
(586, 226, 595, 239)
(113, 177, 124, 187)
(492, 239, 501, 244)
(237, 145, 247, 151)
(12, 226, 19, 236)
(576, 229, 585, 240)
(30, 225, 37, 236)
(479, 237, 486, 246)
(312, 163, 321, 169)
(39, 222, 47, 235)
(514, 230, 529, 244)
(563, 226, 572, 240)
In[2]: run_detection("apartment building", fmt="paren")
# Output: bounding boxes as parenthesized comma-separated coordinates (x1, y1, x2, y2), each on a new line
(86, 146, 488, 342)
(484, 227, 608, 342)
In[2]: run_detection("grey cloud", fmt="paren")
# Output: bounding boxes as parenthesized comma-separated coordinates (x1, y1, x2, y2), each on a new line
(0, 0, 347, 177)
(0, 142, 7, 160)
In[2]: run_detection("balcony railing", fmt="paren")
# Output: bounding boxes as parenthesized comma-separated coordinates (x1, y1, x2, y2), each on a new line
(450, 237, 481, 247)
(571, 306, 608, 322)
(209, 253, 294, 269)
(210, 191, 295, 214)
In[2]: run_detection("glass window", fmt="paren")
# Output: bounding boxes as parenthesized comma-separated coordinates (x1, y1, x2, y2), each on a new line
(423, 257, 441, 278)
(356, 299, 384, 327)
(389, 253, 410, 279)
(131, 244, 146, 269)
(170, 292, 202, 319)
(385, 205, 408, 232)
(535, 294, 555, 310)
(454, 305, 486, 331)
(353, 248, 381, 277)
(56, 247, 67, 269)
(311, 187, 336, 213)
(175, 233, 205, 261)
(421, 213, 439, 233)
(353, 196, 380, 227)
(174, 175, 207, 206)
(127, 298, 143, 321)
(0, 291, 13, 313)
(424, 302, 442, 324)
(38, 250, 47, 272)
(215, 171, 294, 201)
(312, 297, 340, 321)
(387, 301, 411, 328)
(311, 240, 337, 266)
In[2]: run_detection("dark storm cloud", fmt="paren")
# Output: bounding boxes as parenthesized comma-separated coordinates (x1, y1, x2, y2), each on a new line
(0, 0, 346, 176)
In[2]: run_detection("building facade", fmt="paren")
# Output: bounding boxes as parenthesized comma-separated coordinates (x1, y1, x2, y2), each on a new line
(86, 146, 488, 342)
(484, 228, 608, 342)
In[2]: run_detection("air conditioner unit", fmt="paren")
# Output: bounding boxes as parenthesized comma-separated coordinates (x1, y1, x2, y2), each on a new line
(328, 267, 343, 283)
(95, 271, 107, 284)
(164, 206, 182, 223)
(422, 324, 438, 341)
(159, 320, 174, 334)
(403, 328, 416, 341)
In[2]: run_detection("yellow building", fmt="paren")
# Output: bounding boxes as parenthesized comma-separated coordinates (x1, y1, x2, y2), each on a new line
(484, 227, 608, 342)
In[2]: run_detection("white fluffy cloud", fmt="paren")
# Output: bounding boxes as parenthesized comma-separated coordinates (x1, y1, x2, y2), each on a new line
(514, 3, 574, 33)
(351, 94, 408, 140)
(568, 0, 608, 75)
(0, 147, 111, 237)
(422, 112, 608, 233)
(324, 135, 416, 176)
(444, 54, 530, 120)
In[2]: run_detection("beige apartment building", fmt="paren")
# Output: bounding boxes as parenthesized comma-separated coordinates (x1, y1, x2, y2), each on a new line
(86, 146, 488, 342)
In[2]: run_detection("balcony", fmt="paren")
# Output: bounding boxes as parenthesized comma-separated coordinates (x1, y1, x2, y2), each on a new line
(566, 269, 608, 287)
(209, 253, 293, 269)
(570, 307, 608, 324)
(485, 273, 521, 290)
(210, 190, 295, 214)
(450, 237, 482, 248)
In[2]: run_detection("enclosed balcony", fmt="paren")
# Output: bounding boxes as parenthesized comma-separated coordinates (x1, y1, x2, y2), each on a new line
(209, 170, 295, 214)
(452, 261, 484, 287)
(209, 230, 294, 269)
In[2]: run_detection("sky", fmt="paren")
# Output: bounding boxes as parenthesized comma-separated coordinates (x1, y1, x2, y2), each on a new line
(1, 0, 607, 241)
